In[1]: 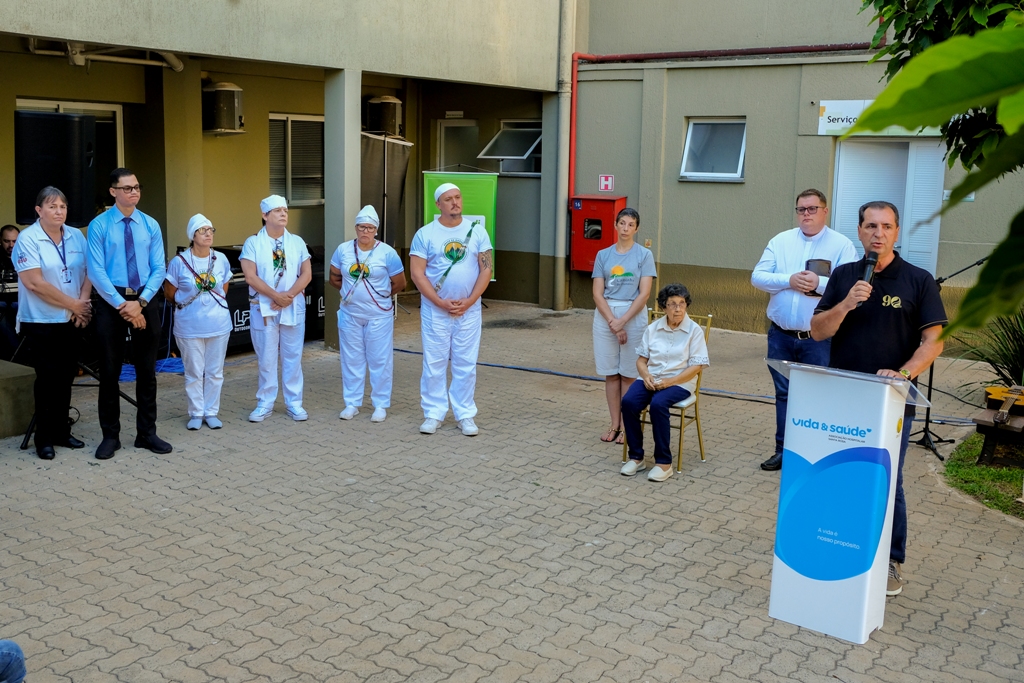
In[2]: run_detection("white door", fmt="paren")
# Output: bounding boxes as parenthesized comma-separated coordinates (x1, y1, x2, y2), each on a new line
(832, 139, 944, 275)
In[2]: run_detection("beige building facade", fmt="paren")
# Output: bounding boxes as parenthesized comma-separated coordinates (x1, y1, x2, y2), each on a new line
(0, 0, 1016, 340)
(571, 0, 1021, 330)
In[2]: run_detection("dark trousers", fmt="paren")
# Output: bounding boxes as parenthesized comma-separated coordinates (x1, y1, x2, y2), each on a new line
(621, 380, 691, 466)
(766, 324, 832, 455)
(94, 296, 161, 439)
(21, 321, 78, 447)
(891, 413, 913, 564)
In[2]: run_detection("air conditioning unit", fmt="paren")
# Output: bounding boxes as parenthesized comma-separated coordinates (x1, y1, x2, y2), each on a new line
(202, 82, 245, 136)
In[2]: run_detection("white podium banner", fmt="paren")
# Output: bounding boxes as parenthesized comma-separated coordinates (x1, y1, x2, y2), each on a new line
(766, 361, 928, 644)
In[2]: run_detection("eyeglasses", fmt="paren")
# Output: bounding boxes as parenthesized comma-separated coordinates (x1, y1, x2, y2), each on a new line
(795, 206, 824, 215)
(355, 225, 377, 233)
(664, 301, 687, 309)
(114, 185, 142, 194)
(195, 227, 216, 236)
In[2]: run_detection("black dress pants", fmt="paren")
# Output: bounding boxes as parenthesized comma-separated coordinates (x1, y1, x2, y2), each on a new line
(94, 296, 161, 439)
(21, 321, 79, 447)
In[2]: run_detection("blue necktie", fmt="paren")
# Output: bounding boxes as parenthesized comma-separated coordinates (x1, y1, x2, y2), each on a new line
(123, 216, 142, 291)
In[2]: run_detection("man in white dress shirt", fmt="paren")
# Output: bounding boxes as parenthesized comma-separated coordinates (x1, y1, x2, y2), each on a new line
(751, 189, 857, 471)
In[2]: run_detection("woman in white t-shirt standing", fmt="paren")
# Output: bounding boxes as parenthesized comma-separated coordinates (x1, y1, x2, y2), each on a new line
(329, 205, 406, 423)
(164, 214, 232, 430)
(591, 207, 657, 445)
(13, 186, 93, 459)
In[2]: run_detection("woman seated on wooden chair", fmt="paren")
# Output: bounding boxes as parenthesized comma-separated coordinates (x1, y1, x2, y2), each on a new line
(620, 283, 709, 482)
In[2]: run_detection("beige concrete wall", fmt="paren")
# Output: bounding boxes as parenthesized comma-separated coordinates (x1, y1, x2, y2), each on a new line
(196, 62, 327, 250)
(582, 0, 876, 54)
(573, 56, 1024, 331)
(2, 0, 560, 91)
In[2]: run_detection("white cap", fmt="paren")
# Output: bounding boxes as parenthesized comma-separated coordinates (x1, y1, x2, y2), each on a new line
(187, 213, 213, 242)
(260, 194, 287, 214)
(354, 205, 379, 228)
(433, 182, 460, 202)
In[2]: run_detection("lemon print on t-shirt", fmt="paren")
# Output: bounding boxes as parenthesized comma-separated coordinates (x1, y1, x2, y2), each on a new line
(194, 271, 217, 292)
(443, 239, 468, 264)
(348, 263, 371, 279)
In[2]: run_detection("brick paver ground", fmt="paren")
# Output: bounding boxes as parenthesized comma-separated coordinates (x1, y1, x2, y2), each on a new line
(2, 299, 1022, 683)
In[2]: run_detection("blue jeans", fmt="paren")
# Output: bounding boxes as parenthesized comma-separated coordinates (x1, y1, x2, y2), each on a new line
(0, 640, 25, 683)
(891, 414, 913, 564)
(621, 380, 691, 466)
(766, 324, 832, 455)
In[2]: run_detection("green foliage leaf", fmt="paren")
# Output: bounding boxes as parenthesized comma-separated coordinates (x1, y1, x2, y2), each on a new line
(944, 129, 1024, 206)
(997, 86, 1024, 134)
(847, 27, 1024, 134)
(944, 208, 1024, 336)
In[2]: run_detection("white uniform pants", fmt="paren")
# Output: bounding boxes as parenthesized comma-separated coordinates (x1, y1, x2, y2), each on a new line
(177, 333, 230, 418)
(250, 306, 305, 409)
(338, 310, 395, 409)
(420, 303, 481, 421)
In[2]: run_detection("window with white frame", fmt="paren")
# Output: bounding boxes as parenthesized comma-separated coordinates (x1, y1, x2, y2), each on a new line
(269, 114, 324, 205)
(478, 120, 542, 176)
(679, 118, 746, 182)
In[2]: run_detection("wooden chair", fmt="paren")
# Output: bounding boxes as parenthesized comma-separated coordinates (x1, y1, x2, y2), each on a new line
(622, 312, 712, 472)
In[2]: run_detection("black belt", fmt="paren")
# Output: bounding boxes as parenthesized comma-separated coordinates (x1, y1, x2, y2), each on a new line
(772, 322, 812, 340)
(113, 286, 141, 300)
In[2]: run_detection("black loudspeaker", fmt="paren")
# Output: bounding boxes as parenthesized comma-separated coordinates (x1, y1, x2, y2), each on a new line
(14, 111, 96, 228)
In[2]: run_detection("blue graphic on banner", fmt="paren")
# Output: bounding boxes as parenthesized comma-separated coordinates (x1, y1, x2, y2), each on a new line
(775, 447, 891, 581)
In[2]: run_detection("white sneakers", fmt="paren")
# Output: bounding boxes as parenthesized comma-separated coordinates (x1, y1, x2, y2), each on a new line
(419, 418, 442, 434)
(205, 416, 222, 429)
(457, 418, 479, 436)
(621, 459, 673, 481)
(339, 406, 359, 420)
(248, 405, 273, 422)
(648, 465, 673, 482)
(286, 406, 308, 421)
(187, 417, 203, 431)
(371, 407, 387, 423)
(620, 459, 647, 476)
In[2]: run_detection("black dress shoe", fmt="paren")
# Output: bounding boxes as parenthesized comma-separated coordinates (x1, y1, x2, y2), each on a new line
(760, 453, 783, 471)
(135, 434, 172, 454)
(59, 436, 85, 449)
(95, 438, 122, 460)
(36, 446, 56, 460)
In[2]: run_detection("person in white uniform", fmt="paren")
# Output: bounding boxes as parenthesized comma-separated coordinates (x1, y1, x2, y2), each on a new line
(164, 214, 233, 430)
(240, 195, 312, 422)
(409, 183, 493, 436)
(329, 205, 406, 423)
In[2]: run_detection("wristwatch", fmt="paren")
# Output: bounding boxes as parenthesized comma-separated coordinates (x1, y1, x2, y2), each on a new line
(899, 368, 911, 379)
(138, 297, 149, 308)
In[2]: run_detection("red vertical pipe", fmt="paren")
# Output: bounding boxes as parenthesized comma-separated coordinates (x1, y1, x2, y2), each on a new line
(568, 52, 596, 207)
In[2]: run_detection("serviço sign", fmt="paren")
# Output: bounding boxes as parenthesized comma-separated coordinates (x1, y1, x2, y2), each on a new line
(817, 100, 941, 137)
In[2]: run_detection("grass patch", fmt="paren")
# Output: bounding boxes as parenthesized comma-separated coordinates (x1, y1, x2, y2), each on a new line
(943, 433, 1024, 520)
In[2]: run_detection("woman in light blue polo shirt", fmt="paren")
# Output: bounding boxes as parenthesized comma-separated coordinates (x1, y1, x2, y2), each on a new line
(12, 186, 93, 460)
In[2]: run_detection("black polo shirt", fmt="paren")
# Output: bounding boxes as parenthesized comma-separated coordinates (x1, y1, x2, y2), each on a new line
(814, 252, 947, 375)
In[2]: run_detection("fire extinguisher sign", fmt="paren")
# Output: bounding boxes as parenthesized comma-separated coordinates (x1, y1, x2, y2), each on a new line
(599, 175, 614, 192)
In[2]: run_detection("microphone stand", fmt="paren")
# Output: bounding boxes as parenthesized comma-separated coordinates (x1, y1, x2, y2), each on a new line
(911, 256, 989, 460)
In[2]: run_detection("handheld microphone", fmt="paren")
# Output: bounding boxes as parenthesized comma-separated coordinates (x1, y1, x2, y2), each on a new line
(856, 251, 878, 308)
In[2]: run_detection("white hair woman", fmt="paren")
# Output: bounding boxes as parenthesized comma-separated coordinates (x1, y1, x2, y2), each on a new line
(329, 205, 406, 422)
(163, 214, 232, 430)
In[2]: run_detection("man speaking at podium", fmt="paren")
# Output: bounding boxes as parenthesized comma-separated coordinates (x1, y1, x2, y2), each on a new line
(810, 201, 947, 597)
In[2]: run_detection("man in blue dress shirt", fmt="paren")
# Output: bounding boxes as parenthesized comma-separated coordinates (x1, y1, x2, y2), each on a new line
(87, 168, 172, 459)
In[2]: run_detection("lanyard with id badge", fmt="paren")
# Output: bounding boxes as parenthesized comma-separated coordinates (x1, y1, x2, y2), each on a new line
(46, 229, 72, 284)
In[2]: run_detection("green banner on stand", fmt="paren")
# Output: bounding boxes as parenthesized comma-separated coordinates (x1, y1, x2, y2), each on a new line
(423, 171, 498, 280)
